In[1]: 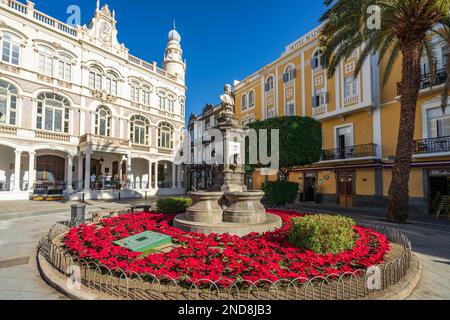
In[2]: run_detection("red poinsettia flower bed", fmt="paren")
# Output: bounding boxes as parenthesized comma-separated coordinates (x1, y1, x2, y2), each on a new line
(64, 209, 390, 286)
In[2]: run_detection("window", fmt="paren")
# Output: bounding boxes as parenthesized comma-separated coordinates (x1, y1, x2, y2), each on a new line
(58, 53, 72, 82)
(312, 89, 328, 107)
(130, 115, 150, 145)
(427, 107, 450, 138)
(89, 66, 103, 90)
(336, 126, 353, 149)
(36, 92, 70, 133)
(38, 46, 55, 76)
(142, 86, 151, 105)
(441, 45, 449, 69)
(266, 107, 275, 119)
(105, 73, 118, 95)
(158, 121, 174, 149)
(265, 76, 274, 92)
(241, 94, 248, 111)
(130, 82, 140, 102)
(344, 76, 358, 98)
(95, 106, 111, 136)
(285, 99, 295, 116)
(180, 101, 185, 116)
(0, 80, 18, 126)
(168, 99, 175, 113)
(159, 95, 166, 110)
(311, 50, 323, 70)
(249, 90, 255, 108)
(283, 65, 296, 82)
(2, 33, 20, 65)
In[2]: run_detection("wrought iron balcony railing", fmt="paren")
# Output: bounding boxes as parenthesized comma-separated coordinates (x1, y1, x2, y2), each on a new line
(397, 68, 448, 95)
(322, 144, 377, 161)
(414, 136, 450, 155)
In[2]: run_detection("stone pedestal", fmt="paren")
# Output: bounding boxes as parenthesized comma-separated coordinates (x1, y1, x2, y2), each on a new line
(185, 192, 223, 223)
(223, 191, 266, 223)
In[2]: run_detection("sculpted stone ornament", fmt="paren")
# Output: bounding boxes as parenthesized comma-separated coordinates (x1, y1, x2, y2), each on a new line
(219, 84, 237, 125)
(90, 89, 116, 103)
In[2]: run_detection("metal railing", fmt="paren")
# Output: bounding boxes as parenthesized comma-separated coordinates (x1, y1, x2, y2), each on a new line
(397, 68, 448, 95)
(322, 144, 377, 161)
(414, 136, 450, 154)
(37, 213, 412, 301)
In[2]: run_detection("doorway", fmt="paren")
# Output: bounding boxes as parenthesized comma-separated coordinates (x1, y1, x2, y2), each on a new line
(36, 155, 65, 182)
(338, 171, 353, 207)
(304, 173, 317, 202)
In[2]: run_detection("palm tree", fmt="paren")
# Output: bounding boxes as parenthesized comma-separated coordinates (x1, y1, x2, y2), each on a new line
(319, 0, 449, 223)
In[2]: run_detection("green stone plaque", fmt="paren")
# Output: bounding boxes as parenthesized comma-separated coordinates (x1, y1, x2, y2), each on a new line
(114, 231, 172, 252)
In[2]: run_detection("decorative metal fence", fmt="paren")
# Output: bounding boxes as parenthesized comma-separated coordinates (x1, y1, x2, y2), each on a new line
(37, 212, 412, 300)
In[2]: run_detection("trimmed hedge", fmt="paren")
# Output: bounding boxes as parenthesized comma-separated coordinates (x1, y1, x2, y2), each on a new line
(288, 214, 356, 254)
(156, 197, 192, 215)
(261, 180, 299, 207)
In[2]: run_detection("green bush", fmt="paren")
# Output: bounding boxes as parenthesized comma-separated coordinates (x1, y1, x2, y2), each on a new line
(261, 180, 299, 207)
(156, 197, 192, 215)
(288, 215, 356, 254)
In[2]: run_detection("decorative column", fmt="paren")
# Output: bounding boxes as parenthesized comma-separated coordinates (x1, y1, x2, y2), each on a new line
(84, 150, 91, 191)
(177, 165, 183, 189)
(148, 161, 153, 189)
(126, 153, 132, 190)
(172, 164, 176, 189)
(154, 161, 159, 190)
(28, 151, 36, 191)
(77, 153, 83, 191)
(13, 150, 22, 192)
(66, 154, 74, 191)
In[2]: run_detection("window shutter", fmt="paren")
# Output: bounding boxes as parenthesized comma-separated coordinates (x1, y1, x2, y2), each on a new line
(283, 73, 288, 83)
(312, 96, 316, 108)
(311, 59, 316, 70)
(325, 92, 329, 104)
(292, 69, 297, 79)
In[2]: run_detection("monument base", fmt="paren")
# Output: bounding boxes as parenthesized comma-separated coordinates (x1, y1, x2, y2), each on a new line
(173, 213, 282, 237)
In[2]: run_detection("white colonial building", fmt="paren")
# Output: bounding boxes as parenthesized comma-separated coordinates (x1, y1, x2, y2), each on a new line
(0, 0, 187, 201)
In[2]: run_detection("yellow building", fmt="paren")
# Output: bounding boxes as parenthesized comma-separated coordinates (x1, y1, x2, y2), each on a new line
(234, 24, 449, 216)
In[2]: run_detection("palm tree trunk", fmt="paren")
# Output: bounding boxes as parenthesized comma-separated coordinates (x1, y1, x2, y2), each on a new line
(386, 41, 423, 223)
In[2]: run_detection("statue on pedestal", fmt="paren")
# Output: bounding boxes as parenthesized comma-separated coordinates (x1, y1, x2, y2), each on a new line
(219, 84, 238, 126)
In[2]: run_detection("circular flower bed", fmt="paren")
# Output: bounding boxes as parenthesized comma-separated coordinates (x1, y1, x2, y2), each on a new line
(64, 209, 390, 286)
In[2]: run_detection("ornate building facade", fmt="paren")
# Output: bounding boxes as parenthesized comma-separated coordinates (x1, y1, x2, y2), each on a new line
(0, 0, 186, 200)
(234, 24, 449, 216)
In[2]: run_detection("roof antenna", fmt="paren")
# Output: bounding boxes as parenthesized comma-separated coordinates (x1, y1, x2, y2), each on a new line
(173, 19, 176, 30)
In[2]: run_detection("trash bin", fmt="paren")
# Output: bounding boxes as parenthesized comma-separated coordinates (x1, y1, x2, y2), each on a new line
(71, 204, 86, 227)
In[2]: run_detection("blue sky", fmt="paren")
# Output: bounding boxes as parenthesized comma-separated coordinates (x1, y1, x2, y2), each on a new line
(32, 0, 326, 117)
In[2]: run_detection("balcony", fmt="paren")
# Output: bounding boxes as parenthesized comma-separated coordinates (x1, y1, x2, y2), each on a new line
(397, 68, 448, 95)
(80, 134, 130, 148)
(414, 136, 450, 155)
(0, 124, 18, 136)
(322, 144, 377, 161)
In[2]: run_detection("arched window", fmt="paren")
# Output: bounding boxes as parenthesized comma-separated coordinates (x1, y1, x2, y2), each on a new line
(36, 92, 70, 133)
(0, 80, 18, 126)
(95, 106, 111, 136)
(180, 99, 185, 116)
(241, 94, 248, 111)
(130, 82, 140, 102)
(89, 66, 103, 90)
(265, 76, 274, 92)
(38, 45, 55, 76)
(158, 121, 174, 149)
(249, 90, 255, 108)
(1, 32, 20, 65)
(142, 85, 151, 105)
(312, 50, 323, 70)
(284, 65, 296, 82)
(130, 115, 149, 145)
(159, 95, 166, 110)
(105, 73, 118, 95)
(58, 53, 72, 82)
(168, 98, 175, 113)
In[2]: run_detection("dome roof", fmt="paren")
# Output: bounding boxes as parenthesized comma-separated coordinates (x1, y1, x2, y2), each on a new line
(168, 28, 181, 43)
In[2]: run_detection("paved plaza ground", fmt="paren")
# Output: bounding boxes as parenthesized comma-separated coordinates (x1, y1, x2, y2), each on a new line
(0, 199, 449, 300)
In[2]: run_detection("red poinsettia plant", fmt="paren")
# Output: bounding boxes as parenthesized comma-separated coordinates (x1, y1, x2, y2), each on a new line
(64, 209, 390, 287)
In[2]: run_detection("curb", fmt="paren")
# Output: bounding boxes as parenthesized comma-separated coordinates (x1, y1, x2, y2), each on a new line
(374, 253, 422, 300)
(37, 247, 423, 301)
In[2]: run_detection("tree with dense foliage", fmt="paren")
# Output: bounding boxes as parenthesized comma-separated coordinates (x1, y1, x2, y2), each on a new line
(247, 116, 322, 181)
(320, 0, 450, 223)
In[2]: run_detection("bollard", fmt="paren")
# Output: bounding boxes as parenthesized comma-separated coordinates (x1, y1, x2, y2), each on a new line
(71, 204, 86, 227)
